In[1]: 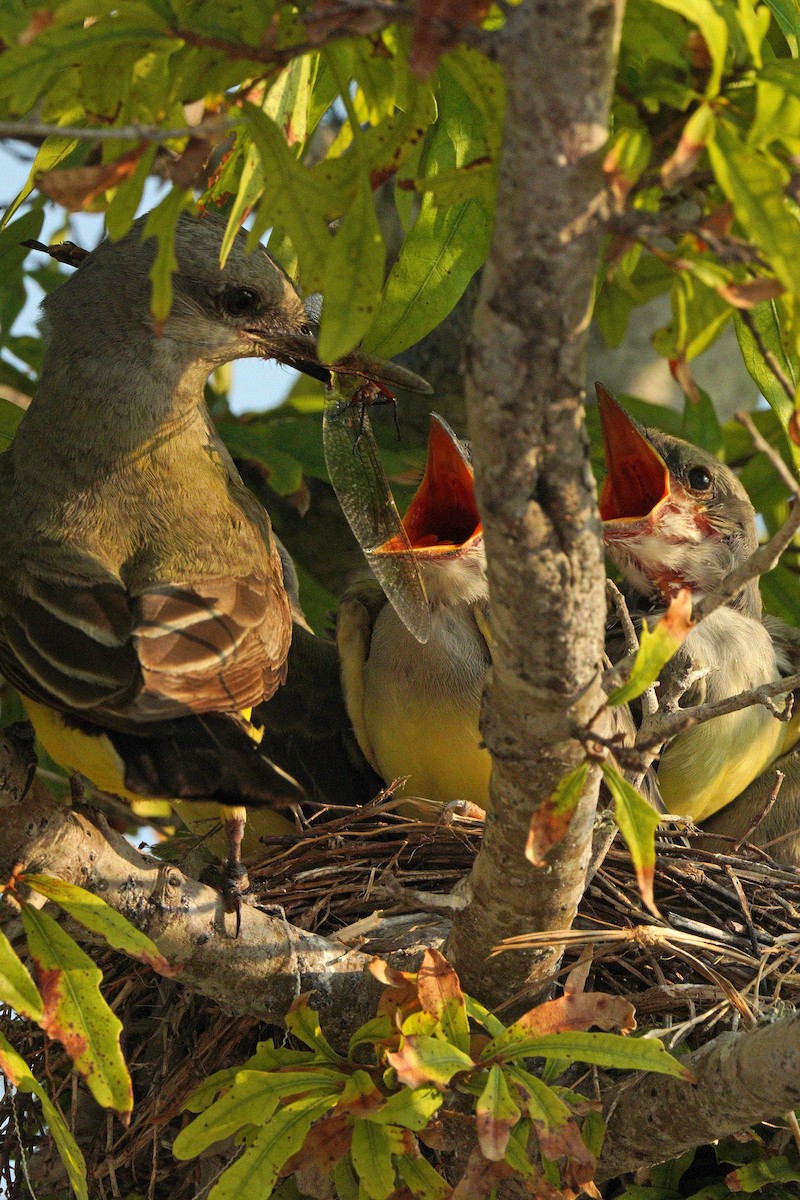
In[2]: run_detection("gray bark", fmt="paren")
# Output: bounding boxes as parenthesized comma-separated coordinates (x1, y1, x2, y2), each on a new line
(445, 0, 623, 1005)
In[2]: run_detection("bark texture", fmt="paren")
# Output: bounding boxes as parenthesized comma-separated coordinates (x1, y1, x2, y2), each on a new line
(446, 0, 623, 1003)
(598, 1015, 800, 1180)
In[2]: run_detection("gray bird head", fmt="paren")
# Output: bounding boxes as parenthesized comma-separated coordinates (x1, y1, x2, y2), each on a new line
(39, 212, 433, 395)
(596, 384, 760, 616)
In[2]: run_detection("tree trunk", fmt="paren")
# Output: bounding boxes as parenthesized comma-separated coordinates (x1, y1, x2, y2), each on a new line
(445, 0, 623, 1005)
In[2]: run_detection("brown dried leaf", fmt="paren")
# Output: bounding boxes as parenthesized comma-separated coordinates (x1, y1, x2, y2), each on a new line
(409, 0, 491, 78)
(534, 1118, 596, 1188)
(36, 148, 145, 211)
(513, 992, 636, 1036)
(451, 1145, 514, 1200)
(719, 277, 785, 309)
(284, 1109, 353, 1174)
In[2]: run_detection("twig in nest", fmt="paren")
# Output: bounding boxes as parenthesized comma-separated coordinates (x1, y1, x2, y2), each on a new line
(733, 770, 785, 854)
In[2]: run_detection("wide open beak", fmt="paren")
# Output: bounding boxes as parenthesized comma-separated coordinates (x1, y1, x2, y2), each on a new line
(264, 331, 434, 396)
(374, 413, 482, 558)
(596, 383, 670, 531)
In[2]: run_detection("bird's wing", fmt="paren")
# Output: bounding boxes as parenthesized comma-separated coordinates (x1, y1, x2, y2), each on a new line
(336, 579, 387, 774)
(0, 550, 291, 728)
(256, 623, 384, 804)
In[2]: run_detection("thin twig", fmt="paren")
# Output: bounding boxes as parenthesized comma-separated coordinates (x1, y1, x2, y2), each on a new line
(733, 770, 785, 853)
(0, 117, 233, 144)
(635, 674, 800, 752)
(735, 409, 800, 498)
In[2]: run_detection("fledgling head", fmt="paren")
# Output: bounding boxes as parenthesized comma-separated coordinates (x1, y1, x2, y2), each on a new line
(374, 414, 487, 606)
(596, 384, 760, 616)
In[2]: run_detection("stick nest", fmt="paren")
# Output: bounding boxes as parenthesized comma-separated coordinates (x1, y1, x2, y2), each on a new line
(2, 798, 799, 1199)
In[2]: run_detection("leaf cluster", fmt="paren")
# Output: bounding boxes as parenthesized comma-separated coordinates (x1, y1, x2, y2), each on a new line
(172, 948, 690, 1200)
(0, 872, 175, 1200)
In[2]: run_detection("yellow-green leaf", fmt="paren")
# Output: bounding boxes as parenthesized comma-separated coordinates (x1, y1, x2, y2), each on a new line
(482, 1029, 692, 1079)
(284, 993, 344, 1063)
(351, 1119, 397, 1200)
(475, 1065, 521, 1161)
(651, 0, 728, 95)
(22, 874, 174, 976)
(367, 1084, 443, 1130)
(601, 762, 661, 917)
(142, 187, 194, 329)
(20, 906, 133, 1116)
(0, 1030, 88, 1200)
(318, 174, 386, 362)
(0, 923, 43, 1022)
(396, 1152, 451, 1199)
(526, 762, 590, 866)
(207, 1093, 337, 1200)
(174, 1068, 341, 1158)
(709, 124, 800, 296)
(386, 1034, 474, 1089)
(607, 589, 693, 706)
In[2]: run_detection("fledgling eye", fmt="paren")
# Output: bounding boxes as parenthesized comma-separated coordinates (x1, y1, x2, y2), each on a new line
(222, 287, 261, 318)
(687, 466, 712, 492)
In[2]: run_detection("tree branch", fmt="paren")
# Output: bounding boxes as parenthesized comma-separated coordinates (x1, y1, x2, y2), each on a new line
(446, 0, 623, 1006)
(0, 734, 442, 1047)
(598, 1014, 800, 1181)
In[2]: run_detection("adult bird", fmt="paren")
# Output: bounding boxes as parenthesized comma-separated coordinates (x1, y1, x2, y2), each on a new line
(597, 384, 788, 823)
(337, 413, 491, 814)
(0, 211, 421, 910)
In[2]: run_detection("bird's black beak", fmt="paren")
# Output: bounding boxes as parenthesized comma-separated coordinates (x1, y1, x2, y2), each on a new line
(265, 331, 433, 396)
(596, 383, 670, 532)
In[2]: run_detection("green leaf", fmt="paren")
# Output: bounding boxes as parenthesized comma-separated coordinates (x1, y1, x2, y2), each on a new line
(0, 208, 45, 345)
(21, 906, 133, 1116)
(333, 1154, 361, 1200)
(475, 1064, 521, 1161)
(318, 175, 386, 362)
(733, 302, 800, 471)
(386, 1034, 474, 1088)
(607, 596, 692, 706)
(23, 873, 173, 975)
(506, 1065, 572, 1129)
(601, 761, 661, 917)
(173, 1067, 342, 1157)
(368, 1084, 443, 1130)
(650, 0, 728, 95)
(0, 923, 43, 1021)
(680, 388, 723, 455)
(363, 66, 495, 358)
(0, 1030, 88, 1200)
(105, 143, 159, 240)
(351, 1119, 397, 1200)
(708, 124, 800, 296)
(0, 395, 25, 451)
(482, 1028, 692, 1079)
(244, 103, 335, 292)
(763, 0, 800, 51)
(207, 1093, 337, 1200)
(142, 188, 194, 328)
(464, 994, 507, 1039)
(396, 1151, 451, 1199)
(726, 1156, 800, 1191)
(348, 1015, 394, 1055)
(183, 1042, 317, 1113)
(284, 994, 344, 1063)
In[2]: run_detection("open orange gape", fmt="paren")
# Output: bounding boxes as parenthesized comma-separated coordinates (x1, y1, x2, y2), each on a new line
(596, 382, 670, 526)
(376, 414, 482, 557)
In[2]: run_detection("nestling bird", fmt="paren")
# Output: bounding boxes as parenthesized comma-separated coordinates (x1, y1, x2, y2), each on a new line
(0, 211, 418, 910)
(597, 384, 788, 823)
(337, 413, 492, 813)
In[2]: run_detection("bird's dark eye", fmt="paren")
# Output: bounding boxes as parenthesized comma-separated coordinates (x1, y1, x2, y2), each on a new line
(222, 287, 261, 317)
(687, 466, 712, 492)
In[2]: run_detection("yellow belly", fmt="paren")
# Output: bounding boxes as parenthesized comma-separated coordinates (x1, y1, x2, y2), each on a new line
(658, 706, 785, 824)
(20, 698, 293, 853)
(366, 699, 491, 814)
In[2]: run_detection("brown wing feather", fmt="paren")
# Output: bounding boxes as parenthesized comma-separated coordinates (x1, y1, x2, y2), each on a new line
(0, 565, 291, 729)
